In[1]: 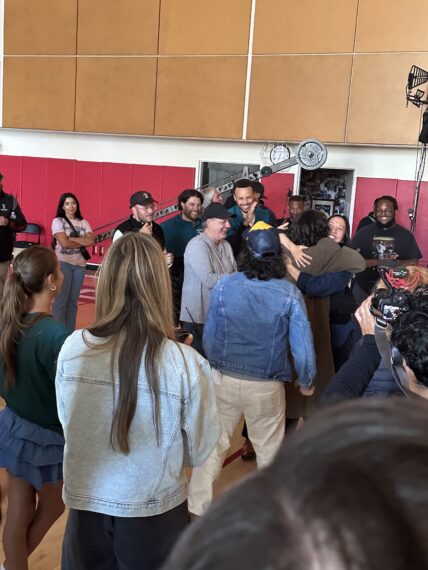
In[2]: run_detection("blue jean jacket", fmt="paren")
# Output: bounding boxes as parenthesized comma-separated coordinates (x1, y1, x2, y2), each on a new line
(203, 272, 316, 387)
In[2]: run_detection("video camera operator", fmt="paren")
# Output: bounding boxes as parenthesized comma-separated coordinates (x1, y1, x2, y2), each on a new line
(321, 268, 428, 405)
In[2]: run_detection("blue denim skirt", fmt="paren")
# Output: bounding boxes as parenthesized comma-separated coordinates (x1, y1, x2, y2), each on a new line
(0, 407, 64, 490)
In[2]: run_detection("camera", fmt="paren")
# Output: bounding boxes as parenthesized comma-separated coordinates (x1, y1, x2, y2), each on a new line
(370, 266, 411, 323)
(69, 230, 80, 238)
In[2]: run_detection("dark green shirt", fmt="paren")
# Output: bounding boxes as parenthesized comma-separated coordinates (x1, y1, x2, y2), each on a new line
(0, 315, 68, 433)
(161, 214, 202, 257)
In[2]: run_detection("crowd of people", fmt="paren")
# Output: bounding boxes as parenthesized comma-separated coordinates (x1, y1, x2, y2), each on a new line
(0, 176, 427, 570)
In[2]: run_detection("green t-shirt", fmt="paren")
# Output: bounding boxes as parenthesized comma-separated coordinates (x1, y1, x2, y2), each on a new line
(0, 315, 68, 433)
(161, 214, 202, 257)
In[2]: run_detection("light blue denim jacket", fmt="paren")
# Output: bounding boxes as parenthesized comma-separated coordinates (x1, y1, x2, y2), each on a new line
(55, 331, 220, 517)
(203, 272, 316, 387)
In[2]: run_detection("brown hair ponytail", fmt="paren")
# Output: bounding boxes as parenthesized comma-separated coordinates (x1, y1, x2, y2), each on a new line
(0, 246, 58, 389)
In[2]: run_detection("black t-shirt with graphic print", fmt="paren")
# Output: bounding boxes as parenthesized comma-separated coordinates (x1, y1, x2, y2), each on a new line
(351, 221, 422, 294)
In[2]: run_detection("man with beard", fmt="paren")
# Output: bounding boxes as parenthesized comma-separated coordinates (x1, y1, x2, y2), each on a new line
(351, 195, 421, 303)
(227, 179, 271, 256)
(278, 195, 305, 227)
(162, 189, 203, 322)
(0, 173, 27, 299)
(114, 191, 165, 246)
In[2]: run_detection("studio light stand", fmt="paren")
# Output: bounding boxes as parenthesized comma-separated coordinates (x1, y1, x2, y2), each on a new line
(406, 65, 428, 234)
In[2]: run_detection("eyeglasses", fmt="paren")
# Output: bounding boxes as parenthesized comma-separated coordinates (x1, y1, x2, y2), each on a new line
(376, 209, 394, 215)
(136, 204, 155, 212)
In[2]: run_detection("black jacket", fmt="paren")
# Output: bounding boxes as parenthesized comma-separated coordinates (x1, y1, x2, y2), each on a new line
(0, 191, 27, 262)
(113, 216, 165, 249)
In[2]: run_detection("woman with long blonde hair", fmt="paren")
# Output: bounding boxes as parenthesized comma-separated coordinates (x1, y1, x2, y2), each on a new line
(0, 246, 67, 570)
(56, 232, 220, 570)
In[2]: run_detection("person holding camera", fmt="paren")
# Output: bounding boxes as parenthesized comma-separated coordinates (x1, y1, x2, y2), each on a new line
(321, 277, 428, 404)
(52, 193, 94, 333)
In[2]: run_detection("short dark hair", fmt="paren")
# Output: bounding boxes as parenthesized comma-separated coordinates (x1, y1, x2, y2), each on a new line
(237, 245, 286, 281)
(289, 209, 329, 247)
(251, 181, 264, 195)
(289, 195, 305, 204)
(163, 398, 428, 570)
(374, 195, 398, 211)
(391, 286, 428, 388)
(56, 193, 83, 220)
(177, 189, 203, 210)
(232, 178, 254, 194)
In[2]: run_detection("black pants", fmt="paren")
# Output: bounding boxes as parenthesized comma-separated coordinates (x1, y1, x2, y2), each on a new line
(181, 321, 205, 357)
(61, 501, 190, 570)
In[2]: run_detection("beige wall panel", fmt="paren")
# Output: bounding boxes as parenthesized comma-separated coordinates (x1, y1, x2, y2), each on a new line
(347, 54, 428, 145)
(253, 0, 358, 54)
(155, 57, 247, 138)
(3, 57, 76, 130)
(159, 0, 251, 55)
(356, 0, 428, 52)
(247, 55, 352, 142)
(4, 0, 77, 55)
(75, 58, 157, 135)
(78, 0, 160, 55)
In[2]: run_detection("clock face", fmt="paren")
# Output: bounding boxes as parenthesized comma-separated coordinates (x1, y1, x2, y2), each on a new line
(269, 144, 291, 165)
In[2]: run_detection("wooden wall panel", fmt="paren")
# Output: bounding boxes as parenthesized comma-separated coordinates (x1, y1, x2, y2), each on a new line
(356, 0, 428, 53)
(3, 57, 76, 131)
(75, 57, 157, 135)
(4, 0, 77, 55)
(347, 54, 428, 145)
(155, 57, 247, 139)
(254, 0, 358, 54)
(159, 0, 251, 55)
(247, 55, 352, 142)
(77, 0, 160, 55)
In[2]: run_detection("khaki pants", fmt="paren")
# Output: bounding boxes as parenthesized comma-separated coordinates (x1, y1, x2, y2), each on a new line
(0, 260, 9, 301)
(188, 372, 285, 516)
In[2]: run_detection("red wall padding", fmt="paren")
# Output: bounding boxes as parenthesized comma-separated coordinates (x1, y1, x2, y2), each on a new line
(4, 154, 426, 265)
(353, 177, 427, 264)
(1, 156, 196, 263)
(262, 172, 295, 219)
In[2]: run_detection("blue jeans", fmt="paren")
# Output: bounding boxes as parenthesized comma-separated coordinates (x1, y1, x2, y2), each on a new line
(53, 261, 85, 333)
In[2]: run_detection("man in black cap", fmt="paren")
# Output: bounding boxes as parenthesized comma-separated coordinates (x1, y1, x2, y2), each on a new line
(114, 191, 173, 268)
(0, 173, 27, 299)
(180, 203, 237, 354)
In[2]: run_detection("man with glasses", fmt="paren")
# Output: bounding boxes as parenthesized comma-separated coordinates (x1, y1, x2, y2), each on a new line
(113, 191, 164, 245)
(113, 192, 173, 265)
(351, 195, 421, 303)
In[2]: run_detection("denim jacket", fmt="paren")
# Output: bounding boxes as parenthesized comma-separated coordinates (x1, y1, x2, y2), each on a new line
(203, 272, 316, 387)
(55, 331, 220, 517)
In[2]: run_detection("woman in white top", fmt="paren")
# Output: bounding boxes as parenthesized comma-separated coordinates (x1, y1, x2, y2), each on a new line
(51, 193, 94, 332)
(56, 232, 220, 570)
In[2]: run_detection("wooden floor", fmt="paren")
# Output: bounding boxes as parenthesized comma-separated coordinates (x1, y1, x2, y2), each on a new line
(0, 283, 256, 569)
